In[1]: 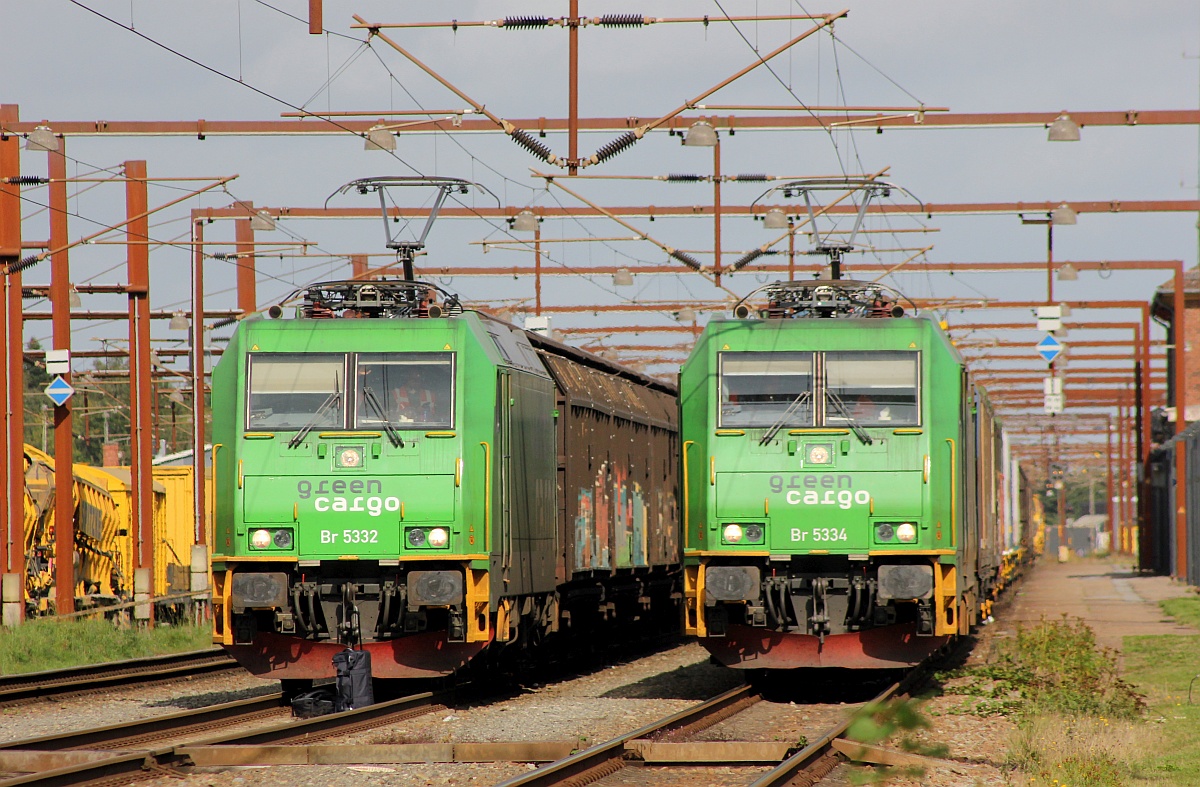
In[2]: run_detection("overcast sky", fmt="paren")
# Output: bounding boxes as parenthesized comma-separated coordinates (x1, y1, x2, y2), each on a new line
(5, 1, 1199, 392)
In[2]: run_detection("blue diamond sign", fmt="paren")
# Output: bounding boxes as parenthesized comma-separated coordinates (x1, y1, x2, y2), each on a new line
(44, 375, 74, 407)
(1036, 334, 1063, 364)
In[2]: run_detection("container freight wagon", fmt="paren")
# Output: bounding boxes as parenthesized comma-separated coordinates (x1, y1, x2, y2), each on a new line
(22, 446, 126, 613)
(21, 446, 207, 617)
(680, 280, 1011, 670)
(209, 280, 679, 683)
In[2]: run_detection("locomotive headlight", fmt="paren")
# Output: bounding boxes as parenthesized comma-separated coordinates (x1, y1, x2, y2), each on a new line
(335, 446, 364, 468)
(743, 524, 764, 544)
(723, 524, 744, 544)
(428, 527, 449, 548)
(272, 529, 294, 549)
(406, 528, 427, 547)
(896, 523, 918, 543)
(874, 522, 895, 542)
(250, 529, 272, 549)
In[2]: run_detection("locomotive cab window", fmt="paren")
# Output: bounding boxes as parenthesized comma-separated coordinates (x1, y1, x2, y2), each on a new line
(246, 354, 346, 430)
(823, 351, 920, 426)
(355, 352, 455, 429)
(719, 352, 815, 428)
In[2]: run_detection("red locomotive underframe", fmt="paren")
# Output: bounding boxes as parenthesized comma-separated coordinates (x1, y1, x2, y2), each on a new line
(226, 631, 490, 679)
(702, 623, 951, 670)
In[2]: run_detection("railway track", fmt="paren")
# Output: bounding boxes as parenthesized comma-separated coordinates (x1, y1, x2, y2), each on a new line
(0, 641, 958, 786)
(495, 657, 942, 787)
(0, 688, 448, 785)
(0, 650, 238, 708)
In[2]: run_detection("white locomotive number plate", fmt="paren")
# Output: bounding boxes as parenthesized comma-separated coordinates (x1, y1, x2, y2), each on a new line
(789, 527, 848, 542)
(320, 529, 380, 544)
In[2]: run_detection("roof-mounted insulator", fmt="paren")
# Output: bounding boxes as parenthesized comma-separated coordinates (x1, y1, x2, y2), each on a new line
(665, 173, 705, 182)
(597, 14, 646, 26)
(6, 254, 41, 275)
(729, 248, 764, 272)
(508, 127, 554, 162)
(591, 131, 639, 165)
(502, 16, 551, 28)
(669, 249, 703, 272)
(2, 175, 49, 185)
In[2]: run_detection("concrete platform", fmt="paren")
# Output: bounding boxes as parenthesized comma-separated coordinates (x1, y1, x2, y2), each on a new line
(994, 556, 1196, 655)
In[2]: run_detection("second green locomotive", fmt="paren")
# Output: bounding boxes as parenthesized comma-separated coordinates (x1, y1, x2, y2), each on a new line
(681, 280, 1018, 669)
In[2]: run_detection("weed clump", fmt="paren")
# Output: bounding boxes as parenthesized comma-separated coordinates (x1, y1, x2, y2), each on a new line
(934, 616, 1147, 786)
(940, 615, 1144, 721)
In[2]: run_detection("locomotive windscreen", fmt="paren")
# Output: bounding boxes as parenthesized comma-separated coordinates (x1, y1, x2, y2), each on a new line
(355, 353, 455, 429)
(247, 354, 346, 429)
(823, 351, 920, 426)
(719, 352, 815, 428)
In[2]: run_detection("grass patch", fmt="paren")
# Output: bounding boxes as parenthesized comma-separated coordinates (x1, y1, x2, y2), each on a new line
(1121, 633, 1200, 786)
(1007, 714, 1158, 787)
(1159, 596, 1200, 630)
(0, 618, 213, 675)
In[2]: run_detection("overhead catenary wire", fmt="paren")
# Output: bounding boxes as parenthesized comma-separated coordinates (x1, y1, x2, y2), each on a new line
(57, 0, 649, 321)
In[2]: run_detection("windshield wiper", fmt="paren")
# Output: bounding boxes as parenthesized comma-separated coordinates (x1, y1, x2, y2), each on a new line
(360, 386, 404, 448)
(760, 390, 812, 446)
(288, 373, 342, 449)
(826, 390, 873, 445)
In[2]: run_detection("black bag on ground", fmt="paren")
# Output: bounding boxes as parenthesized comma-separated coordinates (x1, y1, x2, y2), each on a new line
(333, 648, 374, 711)
(290, 689, 335, 718)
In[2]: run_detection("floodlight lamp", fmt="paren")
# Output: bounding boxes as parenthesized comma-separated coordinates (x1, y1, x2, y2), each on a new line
(1056, 263, 1079, 281)
(25, 126, 59, 152)
(169, 312, 190, 331)
(676, 307, 696, 322)
(613, 268, 635, 286)
(249, 210, 276, 232)
(1047, 113, 1080, 142)
(1050, 203, 1077, 225)
(365, 126, 396, 151)
(149, 350, 162, 367)
(512, 210, 539, 232)
(763, 208, 789, 230)
(168, 390, 185, 404)
(68, 288, 81, 308)
(682, 121, 718, 147)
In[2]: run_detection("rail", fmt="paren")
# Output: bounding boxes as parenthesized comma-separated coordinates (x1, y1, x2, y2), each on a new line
(0, 689, 446, 785)
(0, 648, 234, 707)
(494, 685, 757, 786)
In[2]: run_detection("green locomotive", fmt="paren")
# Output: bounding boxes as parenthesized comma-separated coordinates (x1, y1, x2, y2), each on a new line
(680, 280, 1012, 669)
(211, 280, 679, 682)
